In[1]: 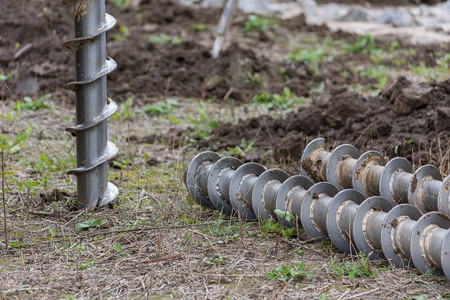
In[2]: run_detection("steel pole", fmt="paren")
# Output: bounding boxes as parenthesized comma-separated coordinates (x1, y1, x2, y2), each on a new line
(63, 0, 118, 210)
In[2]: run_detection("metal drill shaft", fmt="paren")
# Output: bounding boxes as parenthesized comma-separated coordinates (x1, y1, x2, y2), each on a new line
(184, 151, 450, 281)
(301, 138, 450, 217)
(64, 0, 118, 209)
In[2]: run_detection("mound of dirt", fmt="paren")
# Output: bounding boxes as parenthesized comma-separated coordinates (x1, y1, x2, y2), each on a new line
(204, 77, 450, 167)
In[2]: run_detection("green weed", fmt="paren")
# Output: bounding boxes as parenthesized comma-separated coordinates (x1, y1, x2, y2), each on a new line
(142, 99, 178, 116)
(261, 219, 295, 238)
(329, 253, 376, 282)
(266, 261, 313, 281)
(185, 101, 218, 141)
(109, 0, 130, 9)
(0, 125, 32, 154)
(112, 96, 134, 119)
(75, 219, 105, 232)
(361, 65, 387, 90)
(192, 23, 210, 31)
(287, 47, 325, 62)
(203, 254, 225, 265)
(347, 34, 380, 55)
(291, 247, 305, 256)
(274, 209, 295, 223)
(243, 71, 263, 86)
(115, 25, 130, 41)
(244, 15, 277, 33)
(226, 139, 255, 158)
(14, 94, 52, 112)
(149, 34, 182, 45)
(250, 87, 303, 111)
(0, 73, 11, 82)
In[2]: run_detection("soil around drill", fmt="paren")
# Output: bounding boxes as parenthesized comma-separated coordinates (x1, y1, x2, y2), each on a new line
(204, 77, 450, 167)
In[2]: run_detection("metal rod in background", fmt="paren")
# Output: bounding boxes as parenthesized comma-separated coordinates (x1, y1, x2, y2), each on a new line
(211, 0, 239, 59)
(300, 138, 450, 216)
(63, 0, 118, 210)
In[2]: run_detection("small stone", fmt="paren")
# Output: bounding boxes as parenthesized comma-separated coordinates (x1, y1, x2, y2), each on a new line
(340, 7, 372, 22)
(324, 4, 342, 21)
(377, 8, 416, 27)
(297, 0, 319, 17)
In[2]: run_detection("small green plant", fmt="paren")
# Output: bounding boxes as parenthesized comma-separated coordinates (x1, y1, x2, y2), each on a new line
(250, 87, 303, 111)
(346, 34, 379, 55)
(14, 94, 52, 112)
(243, 71, 263, 86)
(0, 125, 32, 154)
(244, 15, 277, 33)
(79, 259, 96, 270)
(192, 23, 210, 31)
(109, 0, 130, 9)
(112, 96, 133, 119)
(186, 101, 218, 141)
(114, 25, 130, 41)
(201, 219, 239, 239)
(149, 34, 181, 45)
(142, 99, 178, 116)
(287, 47, 325, 62)
(203, 254, 225, 265)
(274, 209, 295, 223)
(291, 247, 305, 256)
(329, 253, 376, 282)
(436, 53, 450, 71)
(226, 139, 255, 158)
(266, 261, 313, 281)
(361, 65, 387, 90)
(393, 57, 405, 67)
(261, 219, 295, 238)
(0, 73, 11, 82)
(75, 219, 105, 232)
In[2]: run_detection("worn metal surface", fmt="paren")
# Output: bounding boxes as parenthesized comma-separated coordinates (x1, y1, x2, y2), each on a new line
(352, 151, 386, 197)
(207, 157, 242, 214)
(380, 204, 420, 268)
(185, 152, 220, 210)
(326, 144, 360, 190)
(301, 138, 450, 218)
(252, 169, 289, 220)
(275, 175, 313, 228)
(326, 189, 365, 254)
(409, 165, 443, 213)
(229, 163, 266, 220)
(300, 182, 338, 239)
(64, 0, 118, 209)
(352, 196, 393, 260)
(410, 212, 450, 275)
(184, 151, 450, 281)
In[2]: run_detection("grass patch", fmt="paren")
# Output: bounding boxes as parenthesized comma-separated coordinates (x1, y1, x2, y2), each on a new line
(266, 261, 314, 281)
(329, 253, 376, 282)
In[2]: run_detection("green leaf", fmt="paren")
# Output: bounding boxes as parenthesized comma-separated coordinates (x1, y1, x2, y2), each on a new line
(113, 243, 122, 252)
(274, 209, 296, 223)
(49, 227, 56, 236)
(167, 115, 181, 124)
(75, 218, 105, 232)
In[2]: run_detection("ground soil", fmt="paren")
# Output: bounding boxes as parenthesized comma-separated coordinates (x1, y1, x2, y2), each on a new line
(204, 77, 450, 172)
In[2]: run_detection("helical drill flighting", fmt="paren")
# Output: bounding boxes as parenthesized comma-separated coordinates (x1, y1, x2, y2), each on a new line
(183, 152, 313, 221)
(300, 138, 450, 216)
(184, 151, 450, 281)
(63, 0, 119, 209)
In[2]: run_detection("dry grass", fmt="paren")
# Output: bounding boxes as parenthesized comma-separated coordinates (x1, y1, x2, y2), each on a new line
(0, 95, 449, 300)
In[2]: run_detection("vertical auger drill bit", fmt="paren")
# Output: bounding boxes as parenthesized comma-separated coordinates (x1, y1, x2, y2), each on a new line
(63, 0, 119, 210)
